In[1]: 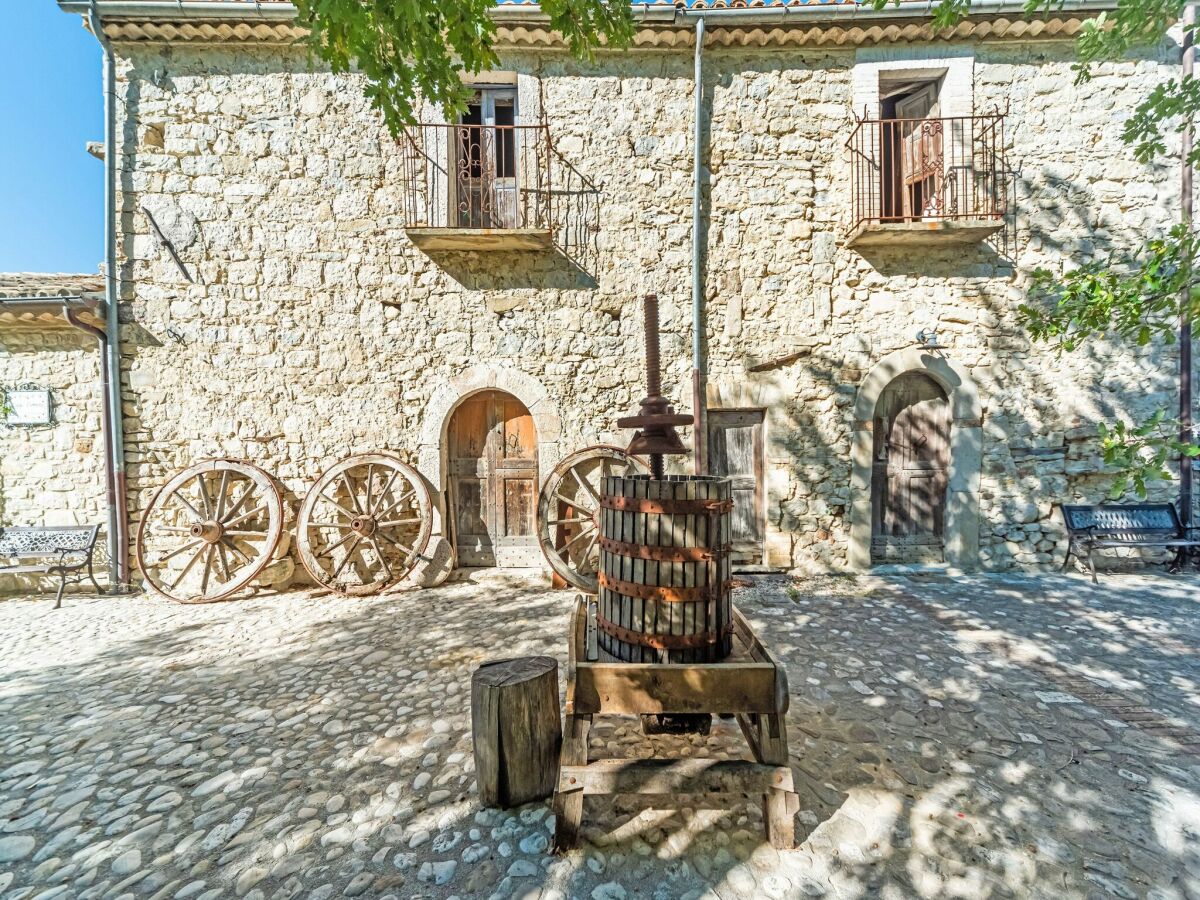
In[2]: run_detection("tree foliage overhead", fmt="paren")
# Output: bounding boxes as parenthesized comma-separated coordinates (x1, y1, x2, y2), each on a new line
(291, 0, 634, 136)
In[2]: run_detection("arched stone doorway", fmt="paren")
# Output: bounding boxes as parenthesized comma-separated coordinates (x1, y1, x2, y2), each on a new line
(870, 371, 951, 564)
(416, 363, 562, 571)
(446, 390, 540, 567)
(849, 348, 982, 571)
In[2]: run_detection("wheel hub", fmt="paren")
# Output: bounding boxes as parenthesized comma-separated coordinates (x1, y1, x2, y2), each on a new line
(190, 521, 223, 544)
(351, 515, 376, 537)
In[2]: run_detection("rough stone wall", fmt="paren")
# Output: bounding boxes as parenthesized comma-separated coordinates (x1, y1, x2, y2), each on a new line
(0, 329, 108, 592)
(108, 34, 1188, 575)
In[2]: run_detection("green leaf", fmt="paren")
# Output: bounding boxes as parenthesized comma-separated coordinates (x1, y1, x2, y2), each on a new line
(292, 0, 633, 134)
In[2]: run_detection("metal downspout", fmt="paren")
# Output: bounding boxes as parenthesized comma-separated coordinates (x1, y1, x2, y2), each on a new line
(692, 16, 707, 476)
(63, 305, 119, 580)
(1183, 3, 1195, 528)
(86, 0, 131, 588)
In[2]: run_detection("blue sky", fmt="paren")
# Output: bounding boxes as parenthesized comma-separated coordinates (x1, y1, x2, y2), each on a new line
(0, 2, 103, 274)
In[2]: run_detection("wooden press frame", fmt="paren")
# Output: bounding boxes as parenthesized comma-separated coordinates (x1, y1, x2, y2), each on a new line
(552, 595, 799, 852)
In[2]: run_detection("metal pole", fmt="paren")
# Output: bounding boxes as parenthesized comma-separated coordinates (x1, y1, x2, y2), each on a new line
(63, 306, 119, 588)
(691, 15, 707, 476)
(86, 0, 131, 588)
(1182, 3, 1195, 527)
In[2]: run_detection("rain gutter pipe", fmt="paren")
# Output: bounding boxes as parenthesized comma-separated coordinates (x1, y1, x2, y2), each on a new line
(62, 305, 121, 581)
(84, 0, 131, 590)
(692, 16, 706, 475)
(1181, 2, 1195, 527)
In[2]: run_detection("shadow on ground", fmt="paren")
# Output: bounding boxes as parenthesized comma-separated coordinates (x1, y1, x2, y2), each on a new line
(0, 569, 1197, 899)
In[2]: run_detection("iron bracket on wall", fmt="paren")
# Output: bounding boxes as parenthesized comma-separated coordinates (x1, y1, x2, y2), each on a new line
(141, 203, 195, 284)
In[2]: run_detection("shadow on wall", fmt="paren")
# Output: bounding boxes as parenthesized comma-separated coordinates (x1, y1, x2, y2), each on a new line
(413, 146, 603, 292)
(712, 156, 1179, 571)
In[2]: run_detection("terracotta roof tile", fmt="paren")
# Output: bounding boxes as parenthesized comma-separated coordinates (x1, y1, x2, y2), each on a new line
(0, 274, 106, 300)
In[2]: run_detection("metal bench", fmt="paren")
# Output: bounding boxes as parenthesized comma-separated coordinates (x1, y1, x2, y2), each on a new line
(0, 525, 103, 608)
(1060, 503, 1200, 583)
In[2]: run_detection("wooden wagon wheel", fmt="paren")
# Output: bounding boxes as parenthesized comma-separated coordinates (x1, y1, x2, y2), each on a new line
(136, 459, 284, 604)
(537, 445, 648, 592)
(296, 453, 433, 596)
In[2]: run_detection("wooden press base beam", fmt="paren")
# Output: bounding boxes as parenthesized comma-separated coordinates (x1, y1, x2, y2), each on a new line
(553, 597, 801, 853)
(558, 757, 793, 795)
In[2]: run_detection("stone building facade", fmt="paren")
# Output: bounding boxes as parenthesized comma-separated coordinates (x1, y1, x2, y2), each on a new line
(0, 275, 110, 591)
(51, 0, 1195, 582)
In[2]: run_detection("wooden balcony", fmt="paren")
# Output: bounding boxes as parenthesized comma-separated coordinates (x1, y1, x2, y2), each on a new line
(401, 123, 554, 252)
(846, 114, 1006, 250)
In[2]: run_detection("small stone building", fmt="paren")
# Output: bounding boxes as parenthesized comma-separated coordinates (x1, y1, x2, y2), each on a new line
(51, 0, 1196, 580)
(0, 274, 110, 590)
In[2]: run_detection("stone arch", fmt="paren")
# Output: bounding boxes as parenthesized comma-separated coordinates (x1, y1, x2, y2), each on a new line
(417, 363, 563, 495)
(848, 348, 982, 571)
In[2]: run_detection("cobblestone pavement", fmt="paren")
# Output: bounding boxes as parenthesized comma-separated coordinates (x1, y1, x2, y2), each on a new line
(1, 570, 1198, 900)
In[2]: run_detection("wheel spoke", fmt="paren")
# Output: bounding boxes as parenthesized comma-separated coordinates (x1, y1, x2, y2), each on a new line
(309, 522, 353, 530)
(580, 529, 599, 564)
(562, 523, 595, 553)
(341, 473, 364, 515)
(214, 469, 231, 521)
(377, 529, 416, 558)
(368, 536, 392, 581)
(199, 545, 215, 594)
(548, 515, 590, 527)
(168, 545, 207, 591)
(215, 542, 233, 581)
(152, 525, 193, 535)
(317, 530, 356, 559)
(553, 490, 592, 514)
(364, 465, 374, 516)
(220, 483, 254, 525)
(571, 466, 599, 504)
(195, 474, 215, 520)
(378, 517, 423, 528)
(154, 539, 202, 565)
(220, 537, 251, 564)
(168, 490, 204, 523)
(330, 536, 363, 579)
(374, 487, 417, 521)
(370, 468, 400, 515)
(320, 492, 359, 522)
(224, 505, 268, 529)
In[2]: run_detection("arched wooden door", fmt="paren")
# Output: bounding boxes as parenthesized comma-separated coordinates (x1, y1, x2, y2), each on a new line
(447, 390, 539, 567)
(871, 372, 950, 564)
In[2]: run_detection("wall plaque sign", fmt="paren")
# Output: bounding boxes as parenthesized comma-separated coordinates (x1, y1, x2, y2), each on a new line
(4, 385, 53, 427)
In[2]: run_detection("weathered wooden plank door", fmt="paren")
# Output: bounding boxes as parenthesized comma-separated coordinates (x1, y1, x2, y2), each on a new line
(448, 390, 539, 567)
(871, 372, 950, 564)
(454, 88, 518, 229)
(708, 409, 766, 566)
(895, 84, 943, 219)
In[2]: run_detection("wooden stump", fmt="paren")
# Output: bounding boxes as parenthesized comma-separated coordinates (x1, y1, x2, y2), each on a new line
(471, 656, 561, 809)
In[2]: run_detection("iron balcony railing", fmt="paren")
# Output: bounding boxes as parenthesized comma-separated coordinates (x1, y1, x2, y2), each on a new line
(402, 123, 553, 231)
(847, 114, 1006, 232)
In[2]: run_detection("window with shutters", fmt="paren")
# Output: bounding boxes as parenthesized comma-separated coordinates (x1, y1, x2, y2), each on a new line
(707, 409, 766, 567)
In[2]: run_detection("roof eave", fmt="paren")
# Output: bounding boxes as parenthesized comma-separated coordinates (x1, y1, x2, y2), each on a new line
(58, 0, 1123, 25)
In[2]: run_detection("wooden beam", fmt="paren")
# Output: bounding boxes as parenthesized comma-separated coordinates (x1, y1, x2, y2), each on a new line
(406, 227, 553, 251)
(573, 659, 780, 715)
(558, 758, 793, 796)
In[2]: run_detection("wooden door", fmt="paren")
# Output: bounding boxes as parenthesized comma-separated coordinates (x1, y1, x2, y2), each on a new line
(895, 85, 943, 219)
(871, 372, 950, 564)
(448, 390, 539, 567)
(454, 88, 518, 229)
(708, 409, 766, 566)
